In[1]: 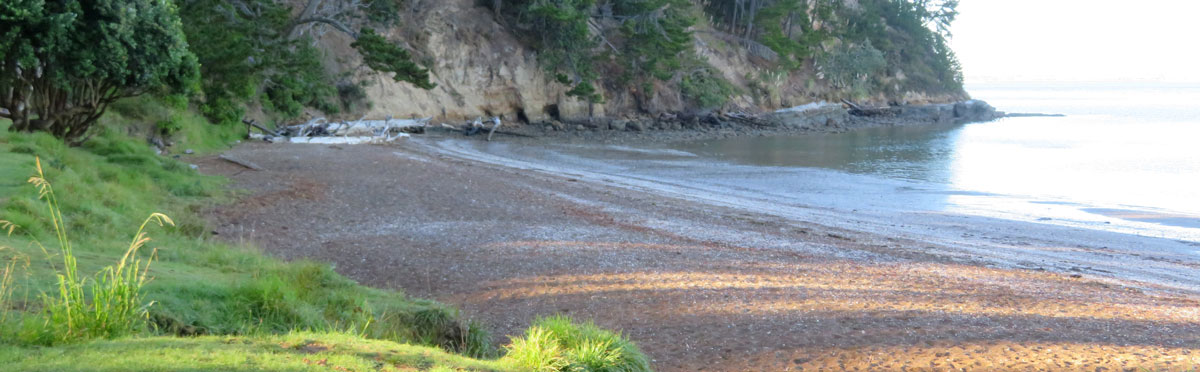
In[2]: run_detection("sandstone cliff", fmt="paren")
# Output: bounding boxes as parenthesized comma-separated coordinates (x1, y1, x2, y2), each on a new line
(313, 0, 966, 125)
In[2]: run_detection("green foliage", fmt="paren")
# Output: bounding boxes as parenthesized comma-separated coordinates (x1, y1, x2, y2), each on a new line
(352, 28, 436, 90)
(106, 97, 243, 154)
(366, 0, 405, 26)
(0, 0, 199, 144)
(615, 0, 694, 81)
(754, 0, 831, 69)
(566, 80, 603, 104)
(514, 0, 601, 103)
(10, 158, 173, 345)
(681, 68, 736, 110)
(818, 40, 886, 91)
(503, 315, 652, 372)
(0, 332, 520, 372)
(832, 0, 964, 93)
(177, 0, 336, 124)
(0, 122, 489, 355)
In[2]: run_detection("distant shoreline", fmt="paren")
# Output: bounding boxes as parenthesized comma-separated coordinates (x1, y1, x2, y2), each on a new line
(434, 100, 1007, 145)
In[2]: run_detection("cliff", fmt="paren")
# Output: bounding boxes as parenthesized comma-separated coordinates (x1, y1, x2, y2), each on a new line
(311, 0, 967, 125)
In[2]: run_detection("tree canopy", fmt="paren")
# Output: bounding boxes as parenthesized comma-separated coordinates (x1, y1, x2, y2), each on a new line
(1, 0, 199, 144)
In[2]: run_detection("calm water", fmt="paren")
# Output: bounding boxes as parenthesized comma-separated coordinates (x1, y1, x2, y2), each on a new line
(674, 83, 1200, 233)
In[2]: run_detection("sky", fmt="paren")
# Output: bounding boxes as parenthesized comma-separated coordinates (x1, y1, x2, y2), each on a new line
(950, 1, 1200, 84)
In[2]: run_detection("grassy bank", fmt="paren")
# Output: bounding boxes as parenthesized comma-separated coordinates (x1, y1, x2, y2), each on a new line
(0, 102, 651, 371)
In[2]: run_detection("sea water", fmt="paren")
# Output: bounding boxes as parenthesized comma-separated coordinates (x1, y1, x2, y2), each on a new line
(670, 83, 1200, 237)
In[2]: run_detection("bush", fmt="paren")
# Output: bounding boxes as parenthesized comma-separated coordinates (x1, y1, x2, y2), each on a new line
(0, 0, 199, 144)
(681, 68, 736, 110)
(503, 315, 652, 372)
(819, 41, 886, 92)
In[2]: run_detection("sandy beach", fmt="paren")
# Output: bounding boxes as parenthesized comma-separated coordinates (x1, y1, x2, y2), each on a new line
(202, 138, 1200, 371)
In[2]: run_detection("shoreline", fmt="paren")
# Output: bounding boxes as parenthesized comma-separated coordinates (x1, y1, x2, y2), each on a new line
(419, 99, 1005, 146)
(202, 138, 1200, 371)
(415, 137, 1200, 294)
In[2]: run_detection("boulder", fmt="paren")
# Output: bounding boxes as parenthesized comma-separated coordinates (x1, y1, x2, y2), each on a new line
(609, 120, 627, 131)
(627, 120, 645, 132)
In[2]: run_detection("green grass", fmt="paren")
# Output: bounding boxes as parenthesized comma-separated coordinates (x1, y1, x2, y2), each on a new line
(0, 332, 516, 372)
(502, 315, 652, 372)
(0, 111, 490, 350)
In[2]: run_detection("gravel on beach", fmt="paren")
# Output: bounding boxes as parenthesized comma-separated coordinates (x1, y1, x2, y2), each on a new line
(201, 141, 1200, 372)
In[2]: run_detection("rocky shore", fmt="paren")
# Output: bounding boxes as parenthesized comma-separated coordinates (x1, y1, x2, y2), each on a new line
(439, 99, 1004, 144)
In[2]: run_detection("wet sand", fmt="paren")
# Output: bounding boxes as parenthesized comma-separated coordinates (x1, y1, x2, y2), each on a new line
(202, 140, 1200, 371)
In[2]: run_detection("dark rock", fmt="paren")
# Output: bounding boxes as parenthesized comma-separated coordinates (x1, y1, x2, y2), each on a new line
(627, 120, 645, 132)
(609, 120, 627, 131)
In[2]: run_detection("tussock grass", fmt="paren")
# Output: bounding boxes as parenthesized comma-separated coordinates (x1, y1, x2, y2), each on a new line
(503, 315, 652, 372)
(19, 157, 176, 344)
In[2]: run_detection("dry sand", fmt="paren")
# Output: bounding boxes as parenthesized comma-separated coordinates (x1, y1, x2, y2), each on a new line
(201, 141, 1200, 371)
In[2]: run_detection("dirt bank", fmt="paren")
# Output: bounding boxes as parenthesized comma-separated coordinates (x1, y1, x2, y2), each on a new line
(201, 142, 1200, 371)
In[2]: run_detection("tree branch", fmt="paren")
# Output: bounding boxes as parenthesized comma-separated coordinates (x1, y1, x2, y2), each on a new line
(291, 17, 359, 39)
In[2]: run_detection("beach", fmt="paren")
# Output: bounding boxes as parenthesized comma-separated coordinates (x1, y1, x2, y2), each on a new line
(201, 136, 1200, 371)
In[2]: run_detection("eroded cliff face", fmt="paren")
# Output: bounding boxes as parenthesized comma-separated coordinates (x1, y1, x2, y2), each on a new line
(314, 0, 965, 125)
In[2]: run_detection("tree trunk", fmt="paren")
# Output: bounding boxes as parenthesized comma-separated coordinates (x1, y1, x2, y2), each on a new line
(493, 0, 501, 19)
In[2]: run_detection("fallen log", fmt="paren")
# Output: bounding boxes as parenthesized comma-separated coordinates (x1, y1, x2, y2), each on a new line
(841, 99, 898, 117)
(218, 154, 264, 171)
(242, 119, 281, 136)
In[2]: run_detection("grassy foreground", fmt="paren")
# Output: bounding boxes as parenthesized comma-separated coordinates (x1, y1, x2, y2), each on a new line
(0, 102, 651, 371)
(0, 332, 513, 372)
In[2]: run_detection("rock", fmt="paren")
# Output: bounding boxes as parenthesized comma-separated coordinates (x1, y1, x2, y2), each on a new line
(765, 101, 849, 129)
(669, 122, 682, 130)
(609, 120, 627, 131)
(188, 164, 199, 170)
(627, 120, 645, 132)
(953, 102, 969, 118)
(184, 149, 195, 155)
(550, 120, 564, 131)
(575, 125, 587, 131)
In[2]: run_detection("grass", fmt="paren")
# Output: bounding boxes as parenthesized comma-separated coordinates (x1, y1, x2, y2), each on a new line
(0, 332, 516, 372)
(0, 100, 652, 371)
(502, 315, 652, 372)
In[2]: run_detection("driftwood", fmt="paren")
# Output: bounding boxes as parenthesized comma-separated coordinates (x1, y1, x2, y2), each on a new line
(245, 116, 427, 145)
(242, 119, 281, 136)
(841, 99, 898, 117)
(218, 154, 264, 171)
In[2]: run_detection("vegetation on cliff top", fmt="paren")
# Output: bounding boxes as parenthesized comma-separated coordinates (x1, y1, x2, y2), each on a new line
(494, 0, 963, 112)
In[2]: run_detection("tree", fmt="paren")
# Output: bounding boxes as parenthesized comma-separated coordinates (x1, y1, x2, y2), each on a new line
(352, 28, 435, 89)
(177, 0, 433, 124)
(0, 0, 199, 145)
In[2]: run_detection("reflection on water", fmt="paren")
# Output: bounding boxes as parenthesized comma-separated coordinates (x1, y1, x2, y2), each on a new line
(673, 83, 1200, 222)
(674, 123, 965, 184)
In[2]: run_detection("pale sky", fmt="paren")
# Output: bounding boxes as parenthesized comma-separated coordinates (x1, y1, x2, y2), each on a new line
(951, 1, 1200, 84)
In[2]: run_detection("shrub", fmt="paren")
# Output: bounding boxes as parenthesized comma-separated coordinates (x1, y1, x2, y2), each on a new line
(819, 40, 886, 91)
(681, 68, 736, 110)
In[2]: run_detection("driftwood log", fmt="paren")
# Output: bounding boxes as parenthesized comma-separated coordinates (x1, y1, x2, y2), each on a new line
(841, 99, 898, 117)
(242, 119, 281, 136)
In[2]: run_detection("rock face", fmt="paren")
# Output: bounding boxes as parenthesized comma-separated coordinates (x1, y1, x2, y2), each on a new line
(763, 100, 1001, 130)
(311, 0, 970, 125)
(763, 101, 850, 129)
(896, 100, 1002, 123)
